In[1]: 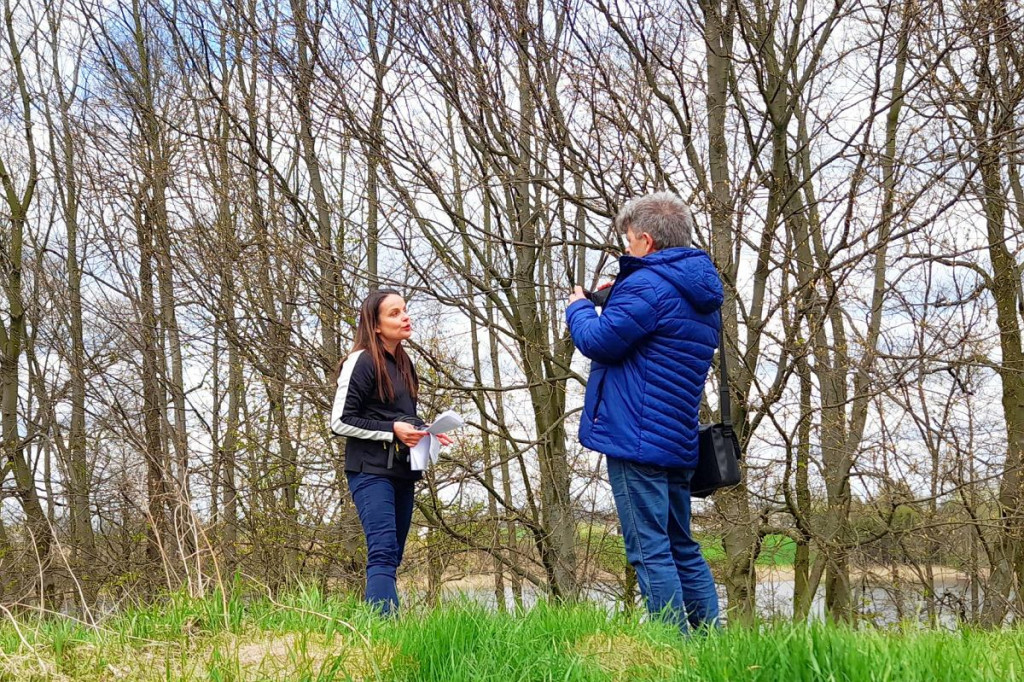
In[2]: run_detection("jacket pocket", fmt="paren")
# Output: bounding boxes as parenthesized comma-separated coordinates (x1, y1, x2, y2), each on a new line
(631, 461, 665, 477)
(584, 366, 608, 423)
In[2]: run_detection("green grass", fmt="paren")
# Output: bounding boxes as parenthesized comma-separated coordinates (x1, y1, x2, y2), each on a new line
(699, 533, 798, 566)
(756, 534, 799, 566)
(1, 587, 1022, 680)
(584, 530, 797, 573)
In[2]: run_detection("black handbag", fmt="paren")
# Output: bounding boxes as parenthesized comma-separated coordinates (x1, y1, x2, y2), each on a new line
(691, 329, 742, 498)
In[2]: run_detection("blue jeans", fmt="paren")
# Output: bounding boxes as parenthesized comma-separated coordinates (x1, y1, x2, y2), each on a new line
(346, 472, 416, 615)
(606, 456, 720, 632)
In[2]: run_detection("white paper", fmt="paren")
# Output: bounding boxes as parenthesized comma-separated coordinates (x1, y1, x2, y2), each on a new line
(410, 436, 439, 471)
(410, 410, 464, 470)
(426, 410, 464, 435)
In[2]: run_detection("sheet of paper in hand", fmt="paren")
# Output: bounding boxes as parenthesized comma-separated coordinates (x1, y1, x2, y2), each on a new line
(411, 410, 464, 470)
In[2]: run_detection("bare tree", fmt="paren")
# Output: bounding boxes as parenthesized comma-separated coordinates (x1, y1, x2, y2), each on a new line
(0, 0, 54, 603)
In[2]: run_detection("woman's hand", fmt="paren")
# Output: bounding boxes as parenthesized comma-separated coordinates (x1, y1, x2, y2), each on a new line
(568, 285, 587, 306)
(437, 433, 454, 447)
(394, 421, 427, 447)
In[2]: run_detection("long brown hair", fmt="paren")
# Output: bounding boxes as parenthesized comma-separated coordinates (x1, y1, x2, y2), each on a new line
(335, 289, 418, 402)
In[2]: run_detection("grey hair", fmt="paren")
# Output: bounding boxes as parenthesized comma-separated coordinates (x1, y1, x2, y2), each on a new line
(614, 192, 693, 250)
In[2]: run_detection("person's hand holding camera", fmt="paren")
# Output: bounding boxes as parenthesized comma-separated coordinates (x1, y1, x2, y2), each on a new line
(569, 281, 614, 308)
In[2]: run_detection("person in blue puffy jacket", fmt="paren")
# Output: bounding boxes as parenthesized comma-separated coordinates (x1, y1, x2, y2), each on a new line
(567, 192, 723, 633)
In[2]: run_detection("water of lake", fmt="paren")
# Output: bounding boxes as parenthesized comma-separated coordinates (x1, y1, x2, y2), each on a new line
(438, 569, 983, 628)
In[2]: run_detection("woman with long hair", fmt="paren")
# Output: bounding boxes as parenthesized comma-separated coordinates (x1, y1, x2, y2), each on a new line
(329, 289, 449, 614)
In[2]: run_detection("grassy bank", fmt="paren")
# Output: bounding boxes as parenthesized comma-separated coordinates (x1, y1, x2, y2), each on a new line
(1, 587, 1021, 681)
(699, 534, 798, 566)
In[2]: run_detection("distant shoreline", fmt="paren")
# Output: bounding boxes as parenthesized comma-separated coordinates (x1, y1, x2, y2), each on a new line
(426, 563, 974, 596)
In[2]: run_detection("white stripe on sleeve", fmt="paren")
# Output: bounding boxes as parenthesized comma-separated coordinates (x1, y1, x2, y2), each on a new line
(329, 350, 394, 441)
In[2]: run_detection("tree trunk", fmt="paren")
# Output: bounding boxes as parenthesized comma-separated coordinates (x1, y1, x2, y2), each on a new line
(792, 356, 814, 621)
(136, 198, 170, 587)
(510, 0, 576, 599)
(979, 150, 1024, 626)
(0, 0, 52, 604)
(42, 5, 98, 585)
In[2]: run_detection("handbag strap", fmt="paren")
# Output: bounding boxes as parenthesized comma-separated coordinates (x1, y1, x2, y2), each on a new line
(716, 325, 742, 461)
(717, 321, 732, 431)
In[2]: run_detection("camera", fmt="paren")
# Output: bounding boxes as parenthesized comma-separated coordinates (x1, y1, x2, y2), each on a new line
(583, 281, 614, 307)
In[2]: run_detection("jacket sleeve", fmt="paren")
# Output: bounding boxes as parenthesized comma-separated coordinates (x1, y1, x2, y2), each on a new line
(329, 351, 394, 441)
(567, 276, 658, 364)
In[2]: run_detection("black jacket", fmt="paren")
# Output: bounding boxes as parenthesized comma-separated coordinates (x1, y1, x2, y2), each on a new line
(330, 349, 423, 480)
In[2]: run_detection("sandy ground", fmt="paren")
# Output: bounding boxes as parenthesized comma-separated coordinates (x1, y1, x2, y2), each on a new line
(755, 564, 972, 585)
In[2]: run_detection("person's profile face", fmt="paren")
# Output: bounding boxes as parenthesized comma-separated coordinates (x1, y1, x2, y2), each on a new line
(375, 294, 412, 346)
(624, 227, 654, 258)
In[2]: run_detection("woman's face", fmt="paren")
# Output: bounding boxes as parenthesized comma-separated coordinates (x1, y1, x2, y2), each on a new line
(375, 294, 412, 346)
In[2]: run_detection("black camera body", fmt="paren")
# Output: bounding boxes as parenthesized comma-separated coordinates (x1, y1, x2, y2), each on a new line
(583, 282, 614, 307)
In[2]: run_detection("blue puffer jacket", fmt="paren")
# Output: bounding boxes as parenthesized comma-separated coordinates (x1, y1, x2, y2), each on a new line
(567, 247, 723, 468)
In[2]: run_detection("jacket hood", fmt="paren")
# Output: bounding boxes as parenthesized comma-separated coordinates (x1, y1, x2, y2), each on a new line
(620, 248, 724, 313)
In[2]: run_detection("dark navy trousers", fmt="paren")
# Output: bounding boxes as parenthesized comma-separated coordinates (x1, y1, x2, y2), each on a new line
(346, 471, 416, 615)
